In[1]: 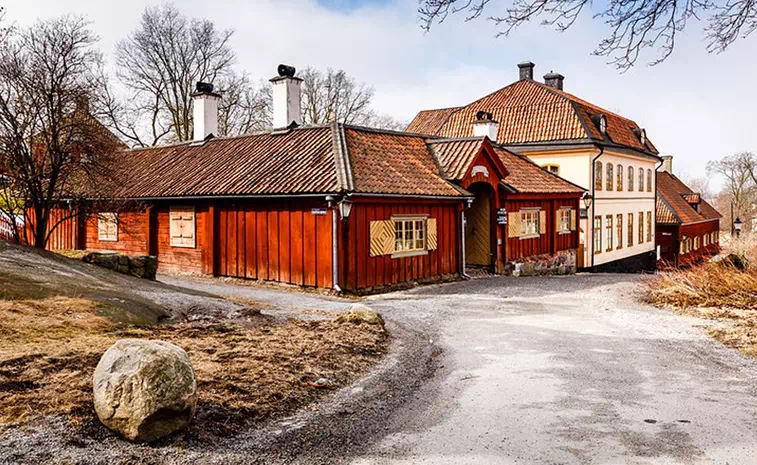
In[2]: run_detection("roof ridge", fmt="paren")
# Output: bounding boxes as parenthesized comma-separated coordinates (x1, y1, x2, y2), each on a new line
(341, 123, 439, 139)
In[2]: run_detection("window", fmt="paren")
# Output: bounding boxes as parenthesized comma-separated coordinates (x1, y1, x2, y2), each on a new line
(542, 164, 560, 175)
(617, 165, 624, 191)
(170, 206, 196, 248)
(606, 163, 614, 191)
(616, 214, 623, 249)
(594, 216, 602, 254)
(628, 166, 634, 191)
(558, 208, 571, 234)
(628, 213, 634, 247)
(694, 236, 700, 250)
(646, 211, 652, 242)
(638, 168, 644, 193)
(646, 169, 653, 192)
(680, 239, 685, 255)
(638, 212, 644, 244)
(595, 161, 603, 190)
(98, 213, 118, 242)
(394, 218, 426, 253)
(704, 234, 709, 247)
(606, 215, 613, 251)
(521, 210, 540, 237)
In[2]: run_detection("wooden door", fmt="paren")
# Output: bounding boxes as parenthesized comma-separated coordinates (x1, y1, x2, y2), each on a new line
(465, 190, 491, 266)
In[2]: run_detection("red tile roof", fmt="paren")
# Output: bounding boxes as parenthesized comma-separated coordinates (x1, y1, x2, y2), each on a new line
(427, 138, 486, 182)
(656, 171, 721, 225)
(407, 79, 658, 154)
(342, 127, 464, 197)
(492, 146, 585, 194)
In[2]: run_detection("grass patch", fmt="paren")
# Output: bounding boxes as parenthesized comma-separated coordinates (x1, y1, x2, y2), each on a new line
(0, 296, 388, 438)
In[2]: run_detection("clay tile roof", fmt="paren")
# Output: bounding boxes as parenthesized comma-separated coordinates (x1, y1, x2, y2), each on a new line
(108, 126, 341, 198)
(409, 79, 658, 154)
(342, 126, 465, 197)
(406, 107, 462, 136)
(491, 146, 585, 194)
(656, 171, 722, 225)
(427, 138, 486, 181)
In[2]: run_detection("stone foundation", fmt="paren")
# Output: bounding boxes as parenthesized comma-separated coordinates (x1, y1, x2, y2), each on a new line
(83, 252, 158, 280)
(504, 249, 577, 277)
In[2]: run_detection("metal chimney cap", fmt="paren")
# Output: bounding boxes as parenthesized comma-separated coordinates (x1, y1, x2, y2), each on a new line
(278, 64, 296, 77)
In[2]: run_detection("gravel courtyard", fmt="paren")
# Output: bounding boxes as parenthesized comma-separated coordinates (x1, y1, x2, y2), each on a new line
(160, 273, 757, 465)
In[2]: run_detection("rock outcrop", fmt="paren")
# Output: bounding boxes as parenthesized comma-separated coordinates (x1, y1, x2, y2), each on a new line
(93, 339, 198, 442)
(82, 252, 158, 280)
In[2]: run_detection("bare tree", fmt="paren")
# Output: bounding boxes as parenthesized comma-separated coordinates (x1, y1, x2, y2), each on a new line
(0, 16, 122, 248)
(216, 71, 271, 136)
(708, 152, 757, 231)
(418, 0, 757, 70)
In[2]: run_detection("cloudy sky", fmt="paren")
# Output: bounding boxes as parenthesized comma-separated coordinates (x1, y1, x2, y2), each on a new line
(4, 0, 756, 188)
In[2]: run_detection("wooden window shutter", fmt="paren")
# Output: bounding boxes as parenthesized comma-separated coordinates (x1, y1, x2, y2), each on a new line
(507, 212, 520, 238)
(369, 220, 395, 257)
(539, 210, 547, 234)
(426, 218, 438, 250)
(170, 207, 195, 248)
(570, 209, 577, 231)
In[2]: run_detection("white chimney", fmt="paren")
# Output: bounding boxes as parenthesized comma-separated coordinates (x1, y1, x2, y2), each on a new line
(192, 82, 220, 142)
(473, 111, 499, 143)
(270, 64, 303, 130)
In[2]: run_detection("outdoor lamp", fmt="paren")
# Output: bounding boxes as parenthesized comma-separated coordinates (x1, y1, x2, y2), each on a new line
(734, 217, 743, 238)
(582, 192, 593, 210)
(339, 199, 353, 220)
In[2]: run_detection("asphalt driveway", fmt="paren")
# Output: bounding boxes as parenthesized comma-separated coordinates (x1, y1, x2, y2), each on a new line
(162, 273, 757, 465)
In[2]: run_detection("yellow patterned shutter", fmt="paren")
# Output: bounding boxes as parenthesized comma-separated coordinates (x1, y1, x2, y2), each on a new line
(570, 209, 577, 231)
(539, 210, 547, 234)
(370, 220, 395, 256)
(426, 218, 438, 250)
(507, 212, 520, 238)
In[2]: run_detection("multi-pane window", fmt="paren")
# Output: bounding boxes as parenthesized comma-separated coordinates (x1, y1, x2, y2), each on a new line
(394, 218, 426, 253)
(638, 212, 644, 243)
(98, 212, 118, 242)
(628, 166, 634, 191)
(606, 163, 614, 191)
(704, 234, 709, 247)
(558, 208, 571, 233)
(680, 240, 685, 255)
(617, 165, 624, 191)
(616, 214, 623, 249)
(170, 206, 196, 248)
(595, 161, 603, 190)
(594, 216, 602, 254)
(638, 168, 644, 193)
(694, 236, 700, 250)
(606, 215, 613, 251)
(646, 211, 652, 242)
(543, 164, 560, 175)
(628, 213, 634, 247)
(646, 169, 653, 192)
(521, 210, 540, 236)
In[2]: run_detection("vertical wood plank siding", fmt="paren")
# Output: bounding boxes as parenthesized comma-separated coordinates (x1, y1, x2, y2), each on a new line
(215, 200, 333, 289)
(504, 197, 579, 261)
(338, 199, 462, 292)
(25, 208, 78, 250)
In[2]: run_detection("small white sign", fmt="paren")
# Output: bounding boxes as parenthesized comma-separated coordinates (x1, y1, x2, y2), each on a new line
(311, 208, 327, 216)
(471, 165, 489, 178)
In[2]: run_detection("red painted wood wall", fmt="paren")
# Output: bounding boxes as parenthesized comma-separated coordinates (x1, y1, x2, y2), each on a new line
(338, 198, 463, 292)
(214, 200, 333, 288)
(657, 219, 720, 267)
(84, 210, 149, 255)
(503, 195, 580, 261)
(25, 208, 77, 250)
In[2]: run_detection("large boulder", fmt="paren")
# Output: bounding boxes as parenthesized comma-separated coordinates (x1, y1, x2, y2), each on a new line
(93, 339, 198, 442)
(336, 303, 385, 328)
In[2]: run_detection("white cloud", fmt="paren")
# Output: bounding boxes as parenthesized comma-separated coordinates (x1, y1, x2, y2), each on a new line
(4, 0, 756, 188)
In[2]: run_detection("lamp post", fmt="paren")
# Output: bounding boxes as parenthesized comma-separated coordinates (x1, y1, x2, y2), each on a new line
(582, 192, 593, 210)
(734, 216, 743, 239)
(338, 199, 353, 221)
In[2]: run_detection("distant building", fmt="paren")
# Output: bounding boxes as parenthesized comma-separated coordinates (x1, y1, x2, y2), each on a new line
(656, 156, 721, 267)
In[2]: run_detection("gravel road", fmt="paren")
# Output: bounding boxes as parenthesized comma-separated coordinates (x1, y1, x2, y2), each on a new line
(4, 272, 757, 464)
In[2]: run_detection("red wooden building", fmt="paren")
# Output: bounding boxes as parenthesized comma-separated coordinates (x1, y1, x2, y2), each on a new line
(44, 68, 584, 292)
(656, 157, 721, 268)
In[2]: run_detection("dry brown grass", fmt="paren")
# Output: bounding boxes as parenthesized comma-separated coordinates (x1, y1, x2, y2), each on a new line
(648, 262, 757, 310)
(0, 297, 388, 437)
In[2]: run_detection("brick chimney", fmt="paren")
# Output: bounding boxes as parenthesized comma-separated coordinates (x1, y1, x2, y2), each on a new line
(544, 71, 565, 90)
(270, 64, 303, 130)
(192, 82, 220, 142)
(661, 155, 673, 173)
(473, 111, 499, 143)
(518, 61, 535, 80)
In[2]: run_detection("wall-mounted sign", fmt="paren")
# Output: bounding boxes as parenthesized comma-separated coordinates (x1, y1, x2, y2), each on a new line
(311, 208, 328, 216)
(497, 215, 507, 225)
(471, 165, 490, 178)
(497, 208, 507, 215)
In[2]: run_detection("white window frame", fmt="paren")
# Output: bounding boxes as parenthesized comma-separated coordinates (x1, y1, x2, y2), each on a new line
(170, 206, 196, 248)
(605, 214, 613, 251)
(558, 208, 571, 234)
(98, 212, 118, 242)
(393, 216, 427, 255)
(520, 209, 540, 239)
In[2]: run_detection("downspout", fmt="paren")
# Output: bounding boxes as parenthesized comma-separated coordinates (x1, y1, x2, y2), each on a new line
(590, 147, 604, 270)
(654, 157, 664, 270)
(461, 208, 470, 279)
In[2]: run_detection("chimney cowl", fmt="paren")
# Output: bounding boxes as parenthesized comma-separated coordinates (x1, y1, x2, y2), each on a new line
(518, 61, 535, 80)
(543, 71, 565, 90)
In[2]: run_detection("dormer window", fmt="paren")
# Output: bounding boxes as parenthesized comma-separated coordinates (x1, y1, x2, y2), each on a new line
(640, 128, 647, 145)
(591, 114, 608, 136)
